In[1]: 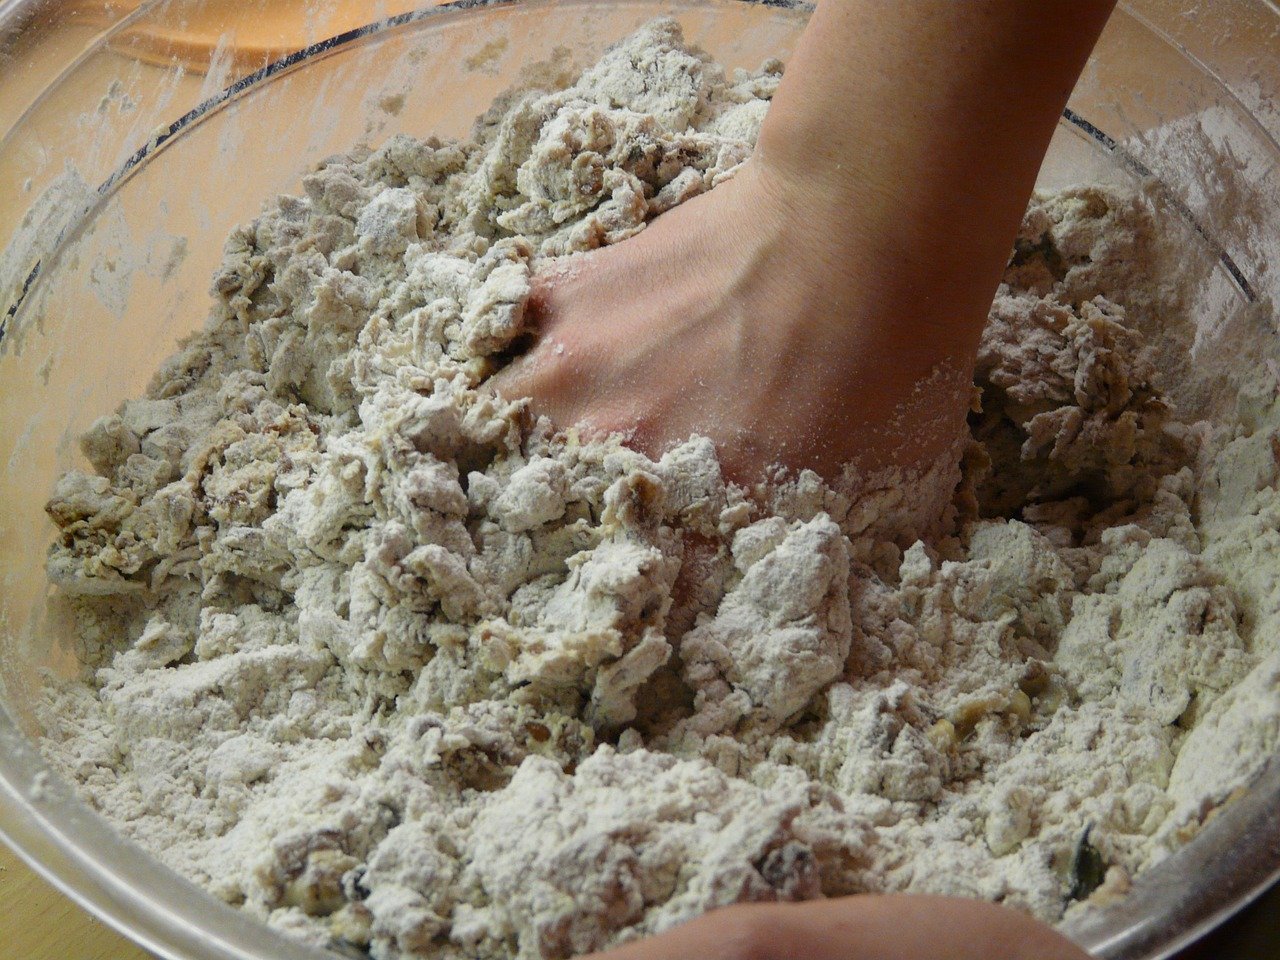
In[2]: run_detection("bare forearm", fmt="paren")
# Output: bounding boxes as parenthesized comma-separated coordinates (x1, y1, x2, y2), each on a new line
(761, 0, 1117, 187)
(755, 0, 1118, 350)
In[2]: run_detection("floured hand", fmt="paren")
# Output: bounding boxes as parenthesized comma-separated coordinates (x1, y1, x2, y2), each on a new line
(492, 0, 1117, 494)
(489, 161, 971, 485)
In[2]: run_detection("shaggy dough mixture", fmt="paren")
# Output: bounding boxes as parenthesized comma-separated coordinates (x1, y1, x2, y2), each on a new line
(37, 20, 1280, 960)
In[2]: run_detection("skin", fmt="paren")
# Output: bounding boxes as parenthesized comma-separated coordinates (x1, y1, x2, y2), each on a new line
(583, 897, 1089, 960)
(492, 0, 1117, 483)
(495, 1, 1116, 956)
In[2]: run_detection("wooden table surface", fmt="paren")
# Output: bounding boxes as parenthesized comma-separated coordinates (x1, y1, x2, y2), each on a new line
(0, 842, 151, 960)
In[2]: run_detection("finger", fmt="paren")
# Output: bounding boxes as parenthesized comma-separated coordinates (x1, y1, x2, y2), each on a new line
(780, 895, 1091, 960)
(582, 896, 1090, 960)
(522, 266, 557, 332)
(522, 250, 594, 336)
(482, 258, 583, 402)
(485, 344, 545, 402)
(582, 904, 796, 960)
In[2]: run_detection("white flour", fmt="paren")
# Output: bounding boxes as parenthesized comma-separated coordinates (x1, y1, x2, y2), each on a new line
(36, 20, 1280, 960)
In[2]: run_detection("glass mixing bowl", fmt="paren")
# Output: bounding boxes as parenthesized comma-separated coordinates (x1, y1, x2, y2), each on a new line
(1, 1, 1279, 958)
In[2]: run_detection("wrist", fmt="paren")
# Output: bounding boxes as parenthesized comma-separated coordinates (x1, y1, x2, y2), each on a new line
(719, 154, 983, 386)
(727, 155, 904, 338)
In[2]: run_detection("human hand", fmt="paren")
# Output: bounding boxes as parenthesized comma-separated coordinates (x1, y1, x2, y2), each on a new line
(584, 895, 1091, 960)
(492, 0, 1118, 492)
(488, 159, 969, 486)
